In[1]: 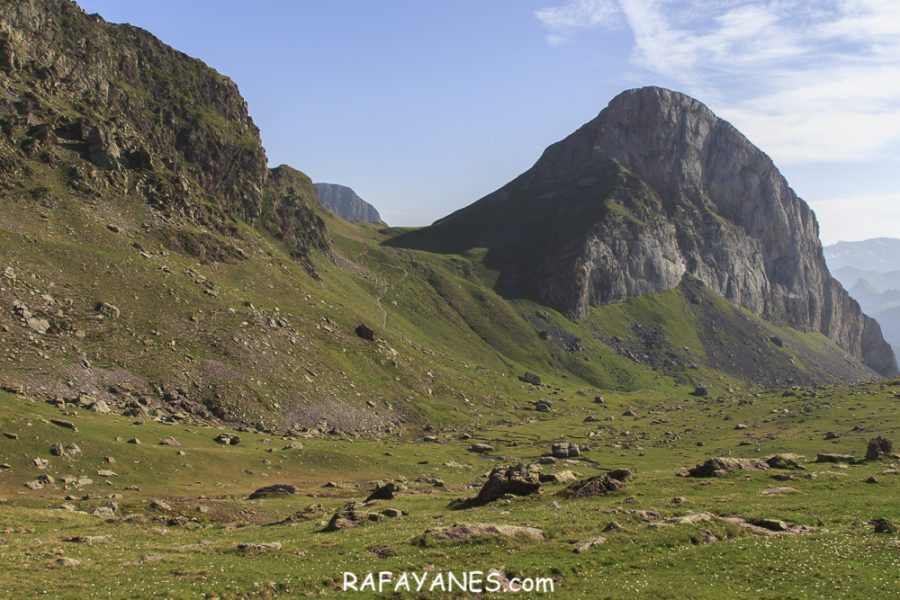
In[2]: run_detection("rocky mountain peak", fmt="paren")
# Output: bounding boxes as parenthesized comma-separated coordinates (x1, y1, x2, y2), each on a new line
(392, 86, 897, 376)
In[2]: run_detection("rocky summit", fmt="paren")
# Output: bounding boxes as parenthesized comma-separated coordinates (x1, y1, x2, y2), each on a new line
(392, 86, 897, 377)
(314, 182, 385, 225)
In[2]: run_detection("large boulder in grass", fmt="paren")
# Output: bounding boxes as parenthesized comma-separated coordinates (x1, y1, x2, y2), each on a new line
(354, 324, 376, 341)
(540, 469, 578, 484)
(453, 463, 542, 508)
(557, 469, 631, 499)
(686, 457, 770, 477)
(520, 372, 542, 386)
(865, 436, 893, 461)
(551, 442, 580, 459)
(249, 484, 296, 499)
(816, 453, 857, 464)
(365, 482, 399, 502)
(324, 503, 405, 531)
(765, 453, 806, 470)
(419, 523, 545, 544)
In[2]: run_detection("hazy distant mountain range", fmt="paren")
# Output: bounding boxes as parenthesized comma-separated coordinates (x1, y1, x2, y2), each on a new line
(825, 238, 900, 272)
(826, 238, 900, 357)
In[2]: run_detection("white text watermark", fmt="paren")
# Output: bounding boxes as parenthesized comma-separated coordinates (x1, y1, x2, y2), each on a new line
(342, 571, 555, 594)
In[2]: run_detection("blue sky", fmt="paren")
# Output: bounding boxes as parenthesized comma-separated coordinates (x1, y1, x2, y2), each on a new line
(78, 0, 900, 244)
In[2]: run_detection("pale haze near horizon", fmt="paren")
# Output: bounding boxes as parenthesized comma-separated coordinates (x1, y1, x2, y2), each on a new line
(76, 0, 900, 245)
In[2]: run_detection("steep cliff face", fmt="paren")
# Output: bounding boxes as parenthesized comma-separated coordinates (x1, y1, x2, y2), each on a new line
(0, 0, 328, 265)
(314, 182, 385, 225)
(392, 87, 897, 376)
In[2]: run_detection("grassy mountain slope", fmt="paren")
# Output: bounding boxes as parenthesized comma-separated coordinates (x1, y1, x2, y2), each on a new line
(0, 1, 886, 435)
(1, 173, 879, 434)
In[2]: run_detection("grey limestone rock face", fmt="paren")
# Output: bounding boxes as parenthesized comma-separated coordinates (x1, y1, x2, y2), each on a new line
(314, 183, 384, 225)
(392, 86, 897, 376)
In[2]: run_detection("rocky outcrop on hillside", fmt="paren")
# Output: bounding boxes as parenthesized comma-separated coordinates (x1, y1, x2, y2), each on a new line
(314, 183, 384, 225)
(0, 0, 328, 267)
(391, 87, 897, 376)
(266, 166, 331, 270)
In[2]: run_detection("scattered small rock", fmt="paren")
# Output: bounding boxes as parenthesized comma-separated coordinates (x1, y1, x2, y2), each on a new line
(92, 506, 116, 519)
(420, 523, 545, 544)
(454, 463, 542, 508)
(365, 482, 398, 502)
(249, 484, 297, 500)
(760, 486, 798, 496)
(520, 372, 542, 386)
(540, 470, 577, 484)
(816, 453, 857, 464)
(55, 557, 81, 567)
(324, 503, 404, 531)
(149, 499, 172, 512)
(721, 516, 815, 536)
(63, 535, 111, 545)
(237, 542, 282, 554)
(557, 470, 630, 499)
(50, 419, 77, 432)
(573, 535, 606, 553)
(213, 433, 240, 445)
(354, 324, 376, 341)
(686, 457, 769, 477)
(468, 443, 494, 453)
(551, 442, 579, 459)
(128, 554, 164, 566)
(95, 302, 120, 319)
(872, 519, 894, 534)
(765, 454, 806, 470)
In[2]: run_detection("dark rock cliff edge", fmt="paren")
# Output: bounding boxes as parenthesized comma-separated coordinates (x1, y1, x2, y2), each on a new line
(0, 0, 329, 269)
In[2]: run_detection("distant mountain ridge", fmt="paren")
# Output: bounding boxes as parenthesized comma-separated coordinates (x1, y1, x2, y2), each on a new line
(876, 305, 900, 357)
(825, 238, 900, 272)
(826, 238, 900, 360)
(834, 266, 900, 297)
(314, 182, 384, 225)
(391, 87, 897, 376)
(848, 279, 900, 314)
